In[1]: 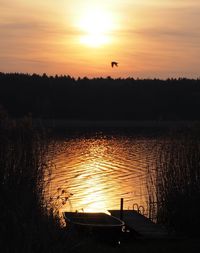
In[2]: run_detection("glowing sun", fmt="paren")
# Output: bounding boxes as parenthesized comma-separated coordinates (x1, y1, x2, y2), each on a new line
(78, 8, 114, 47)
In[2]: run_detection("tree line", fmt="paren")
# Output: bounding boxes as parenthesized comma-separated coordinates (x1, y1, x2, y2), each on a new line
(0, 72, 200, 120)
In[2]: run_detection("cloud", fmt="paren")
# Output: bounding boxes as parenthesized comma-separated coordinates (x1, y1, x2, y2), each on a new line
(116, 3, 200, 49)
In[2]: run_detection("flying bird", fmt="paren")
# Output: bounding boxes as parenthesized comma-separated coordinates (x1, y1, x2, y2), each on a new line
(111, 61, 118, 68)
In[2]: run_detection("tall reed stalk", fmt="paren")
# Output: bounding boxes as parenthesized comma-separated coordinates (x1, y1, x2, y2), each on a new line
(147, 129, 200, 236)
(0, 108, 64, 252)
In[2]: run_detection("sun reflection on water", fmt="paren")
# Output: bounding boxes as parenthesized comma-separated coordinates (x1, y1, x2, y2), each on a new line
(45, 135, 155, 215)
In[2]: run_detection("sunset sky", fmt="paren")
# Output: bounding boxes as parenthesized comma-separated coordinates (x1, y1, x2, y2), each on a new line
(1, 0, 200, 78)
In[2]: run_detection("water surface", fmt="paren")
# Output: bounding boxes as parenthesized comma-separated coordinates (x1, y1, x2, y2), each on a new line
(45, 133, 159, 214)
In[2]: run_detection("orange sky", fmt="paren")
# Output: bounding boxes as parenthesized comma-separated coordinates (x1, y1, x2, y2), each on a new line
(0, 0, 200, 78)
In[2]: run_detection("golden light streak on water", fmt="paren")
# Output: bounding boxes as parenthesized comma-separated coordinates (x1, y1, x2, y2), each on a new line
(44, 134, 158, 215)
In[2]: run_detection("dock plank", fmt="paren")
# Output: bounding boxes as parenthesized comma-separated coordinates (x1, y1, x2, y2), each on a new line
(108, 210, 168, 239)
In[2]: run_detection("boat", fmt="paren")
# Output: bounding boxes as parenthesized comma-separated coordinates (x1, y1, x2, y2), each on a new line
(64, 212, 124, 241)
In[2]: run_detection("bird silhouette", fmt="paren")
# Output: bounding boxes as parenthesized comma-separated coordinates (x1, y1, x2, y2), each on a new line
(111, 61, 118, 68)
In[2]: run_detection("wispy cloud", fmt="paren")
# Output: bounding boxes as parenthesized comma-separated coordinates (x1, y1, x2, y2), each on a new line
(0, 0, 200, 77)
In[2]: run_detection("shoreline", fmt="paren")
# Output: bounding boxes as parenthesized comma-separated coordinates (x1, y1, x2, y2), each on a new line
(33, 119, 200, 129)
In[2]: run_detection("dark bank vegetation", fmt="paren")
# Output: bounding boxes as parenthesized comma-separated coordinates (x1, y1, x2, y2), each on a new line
(0, 108, 73, 252)
(1, 72, 200, 120)
(147, 128, 200, 237)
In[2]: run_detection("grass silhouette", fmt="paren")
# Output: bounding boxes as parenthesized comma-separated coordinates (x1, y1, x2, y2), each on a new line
(147, 128, 200, 236)
(0, 108, 72, 252)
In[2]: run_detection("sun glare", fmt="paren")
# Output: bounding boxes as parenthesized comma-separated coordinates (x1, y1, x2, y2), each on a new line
(78, 7, 114, 47)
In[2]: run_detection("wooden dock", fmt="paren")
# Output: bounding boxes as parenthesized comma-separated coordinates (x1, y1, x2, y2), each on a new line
(108, 210, 169, 239)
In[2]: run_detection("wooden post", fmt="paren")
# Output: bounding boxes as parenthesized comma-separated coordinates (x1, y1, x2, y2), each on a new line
(120, 198, 124, 220)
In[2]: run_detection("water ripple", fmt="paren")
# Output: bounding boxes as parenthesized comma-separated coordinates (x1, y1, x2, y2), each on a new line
(44, 134, 158, 213)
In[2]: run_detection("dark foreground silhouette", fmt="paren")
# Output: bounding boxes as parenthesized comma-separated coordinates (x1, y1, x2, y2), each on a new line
(1, 107, 200, 252)
(1, 111, 200, 252)
(0, 72, 200, 120)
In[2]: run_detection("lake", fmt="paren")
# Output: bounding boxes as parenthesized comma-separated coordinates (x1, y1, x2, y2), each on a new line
(44, 131, 162, 216)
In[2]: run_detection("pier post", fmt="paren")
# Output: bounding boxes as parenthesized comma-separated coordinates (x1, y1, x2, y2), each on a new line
(120, 198, 124, 220)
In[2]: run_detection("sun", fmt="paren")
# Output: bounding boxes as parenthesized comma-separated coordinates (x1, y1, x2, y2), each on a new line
(78, 7, 114, 48)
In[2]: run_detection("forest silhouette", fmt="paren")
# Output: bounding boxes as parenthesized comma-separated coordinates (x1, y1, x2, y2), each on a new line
(0, 72, 200, 120)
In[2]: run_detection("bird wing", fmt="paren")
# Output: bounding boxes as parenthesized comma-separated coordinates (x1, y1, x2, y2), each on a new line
(111, 61, 118, 67)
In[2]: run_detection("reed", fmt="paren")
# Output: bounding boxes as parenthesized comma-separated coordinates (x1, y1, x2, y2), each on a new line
(0, 108, 67, 252)
(147, 128, 200, 236)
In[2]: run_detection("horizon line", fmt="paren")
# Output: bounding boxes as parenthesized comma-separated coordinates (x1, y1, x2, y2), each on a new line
(1, 72, 200, 81)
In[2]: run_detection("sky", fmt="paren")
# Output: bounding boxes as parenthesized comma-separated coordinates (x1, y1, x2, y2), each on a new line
(0, 0, 200, 78)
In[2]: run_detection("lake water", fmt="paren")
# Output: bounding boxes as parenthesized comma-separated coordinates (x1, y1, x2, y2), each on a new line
(44, 132, 160, 216)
